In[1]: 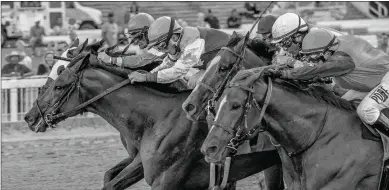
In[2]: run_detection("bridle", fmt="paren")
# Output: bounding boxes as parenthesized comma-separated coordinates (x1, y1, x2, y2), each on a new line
(35, 55, 133, 129)
(35, 67, 83, 129)
(212, 77, 273, 155)
(198, 42, 249, 117)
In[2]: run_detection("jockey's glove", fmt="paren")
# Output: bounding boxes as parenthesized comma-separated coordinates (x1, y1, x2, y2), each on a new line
(265, 69, 282, 78)
(145, 72, 158, 82)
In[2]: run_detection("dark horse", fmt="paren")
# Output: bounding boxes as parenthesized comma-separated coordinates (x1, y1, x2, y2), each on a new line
(182, 32, 285, 189)
(203, 70, 383, 189)
(24, 42, 281, 190)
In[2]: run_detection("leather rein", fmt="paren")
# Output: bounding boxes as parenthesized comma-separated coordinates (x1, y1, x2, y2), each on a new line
(213, 77, 273, 155)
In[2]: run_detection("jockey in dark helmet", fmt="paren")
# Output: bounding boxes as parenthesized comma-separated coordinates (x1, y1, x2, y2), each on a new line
(246, 14, 280, 61)
(267, 28, 389, 133)
(97, 13, 164, 68)
(127, 16, 231, 89)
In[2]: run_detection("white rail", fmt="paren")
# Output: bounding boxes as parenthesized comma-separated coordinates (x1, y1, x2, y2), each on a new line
(1, 76, 96, 122)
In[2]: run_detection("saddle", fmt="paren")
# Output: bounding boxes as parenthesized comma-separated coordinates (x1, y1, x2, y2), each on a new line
(361, 108, 389, 190)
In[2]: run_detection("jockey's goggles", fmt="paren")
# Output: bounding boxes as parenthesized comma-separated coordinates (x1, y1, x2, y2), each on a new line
(301, 52, 324, 63)
(277, 32, 304, 49)
(128, 27, 149, 44)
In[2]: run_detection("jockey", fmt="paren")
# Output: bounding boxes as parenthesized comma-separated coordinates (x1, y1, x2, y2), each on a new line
(127, 16, 231, 89)
(97, 13, 164, 68)
(250, 15, 280, 59)
(268, 28, 389, 130)
(270, 12, 344, 66)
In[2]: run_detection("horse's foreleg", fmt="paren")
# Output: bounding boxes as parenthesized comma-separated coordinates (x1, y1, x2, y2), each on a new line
(102, 154, 143, 190)
(103, 156, 134, 185)
(104, 135, 138, 185)
(264, 164, 284, 190)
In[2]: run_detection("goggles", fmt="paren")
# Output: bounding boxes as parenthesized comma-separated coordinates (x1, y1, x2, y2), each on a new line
(128, 27, 149, 44)
(301, 52, 324, 63)
(277, 32, 303, 49)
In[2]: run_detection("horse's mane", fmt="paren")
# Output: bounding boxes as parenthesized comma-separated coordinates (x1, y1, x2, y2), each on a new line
(274, 79, 356, 111)
(226, 32, 245, 48)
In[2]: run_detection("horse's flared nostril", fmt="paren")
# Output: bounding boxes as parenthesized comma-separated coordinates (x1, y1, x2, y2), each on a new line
(184, 103, 196, 113)
(205, 145, 219, 157)
(24, 115, 34, 125)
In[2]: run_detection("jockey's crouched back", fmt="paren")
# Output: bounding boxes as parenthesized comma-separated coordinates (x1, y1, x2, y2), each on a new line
(127, 16, 231, 89)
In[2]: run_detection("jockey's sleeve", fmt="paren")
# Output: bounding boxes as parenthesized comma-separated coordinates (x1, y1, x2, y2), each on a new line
(116, 52, 157, 69)
(280, 52, 355, 80)
(150, 55, 175, 73)
(153, 38, 205, 83)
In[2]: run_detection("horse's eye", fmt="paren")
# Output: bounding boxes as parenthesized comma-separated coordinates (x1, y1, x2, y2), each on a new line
(218, 66, 228, 73)
(54, 86, 63, 90)
(231, 103, 241, 110)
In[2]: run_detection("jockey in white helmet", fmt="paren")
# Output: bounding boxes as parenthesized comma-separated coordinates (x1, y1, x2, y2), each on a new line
(98, 13, 164, 68)
(270, 12, 345, 67)
(268, 28, 389, 131)
(127, 16, 231, 89)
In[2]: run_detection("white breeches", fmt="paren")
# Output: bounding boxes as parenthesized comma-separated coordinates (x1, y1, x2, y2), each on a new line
(357, 72, 389, 124)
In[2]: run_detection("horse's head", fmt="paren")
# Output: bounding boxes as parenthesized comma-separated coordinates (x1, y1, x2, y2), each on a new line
(201, 70, 270, 163)
(25, 51, 92, 132)
(182, 32, 271, 121)
(24, 39, 105, 133)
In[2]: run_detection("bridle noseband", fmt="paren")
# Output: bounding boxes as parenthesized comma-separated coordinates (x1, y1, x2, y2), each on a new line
(212, 77, 273, 155)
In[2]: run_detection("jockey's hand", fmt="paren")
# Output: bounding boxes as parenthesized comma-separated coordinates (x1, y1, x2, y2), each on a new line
(128, 71, 147, 84)
(273, 55, 296, 66)
(265, 68, 282, 78)
(97, 51, 112, 65)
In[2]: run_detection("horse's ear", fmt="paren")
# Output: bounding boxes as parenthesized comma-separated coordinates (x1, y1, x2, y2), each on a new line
(74, 39, 89, 55)
(69, 38, 79, 48)
(244, 32, 250, 41)
(88, 39, 105, 55)
(231, 31, 238, 38)
(57, 65, 66, 75)
(72, 54, 90, 73)
(80, 38, 89, 52)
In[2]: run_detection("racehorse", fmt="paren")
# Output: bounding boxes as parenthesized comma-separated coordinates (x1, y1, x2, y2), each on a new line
(202, 70, 384, 189)
(23, 41, 281, 190)
(32, 39, 149, 189)
(182, 32, 285, 189)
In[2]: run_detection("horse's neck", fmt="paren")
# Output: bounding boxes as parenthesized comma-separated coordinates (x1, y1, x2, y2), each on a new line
(254, 82, 329, 154)
(81, 68, 182, 139)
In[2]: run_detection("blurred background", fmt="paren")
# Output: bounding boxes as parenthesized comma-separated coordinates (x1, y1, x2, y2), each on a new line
(1, 1, 389, 190)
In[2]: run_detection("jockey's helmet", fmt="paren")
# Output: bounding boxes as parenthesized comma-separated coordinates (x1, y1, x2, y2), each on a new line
(128, 13, 155, 33)
(257, 15, 278, 35)
(271, 13, 308, 44)
(127, 13, 155, 49)
(300, 28, 338, 62)
(147, 16, 183, 51)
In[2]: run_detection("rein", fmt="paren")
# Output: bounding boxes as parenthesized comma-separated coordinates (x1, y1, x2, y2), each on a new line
(198, 1, 274, 118)
(213, 77, 273, 155)
(36, 60, 134, 128)
(215, 77, 329, 158)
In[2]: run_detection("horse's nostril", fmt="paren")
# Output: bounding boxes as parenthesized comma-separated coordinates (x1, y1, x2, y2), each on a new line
(185, 103, 195, 112)
(206, 145, 218, 156)
(24, 115, 34, 124)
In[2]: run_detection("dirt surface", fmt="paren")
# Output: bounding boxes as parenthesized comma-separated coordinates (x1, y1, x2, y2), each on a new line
(2, 134, 264, 190)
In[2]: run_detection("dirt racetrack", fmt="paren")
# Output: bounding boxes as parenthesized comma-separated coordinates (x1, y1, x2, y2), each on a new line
(2, 134, 265, 190)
